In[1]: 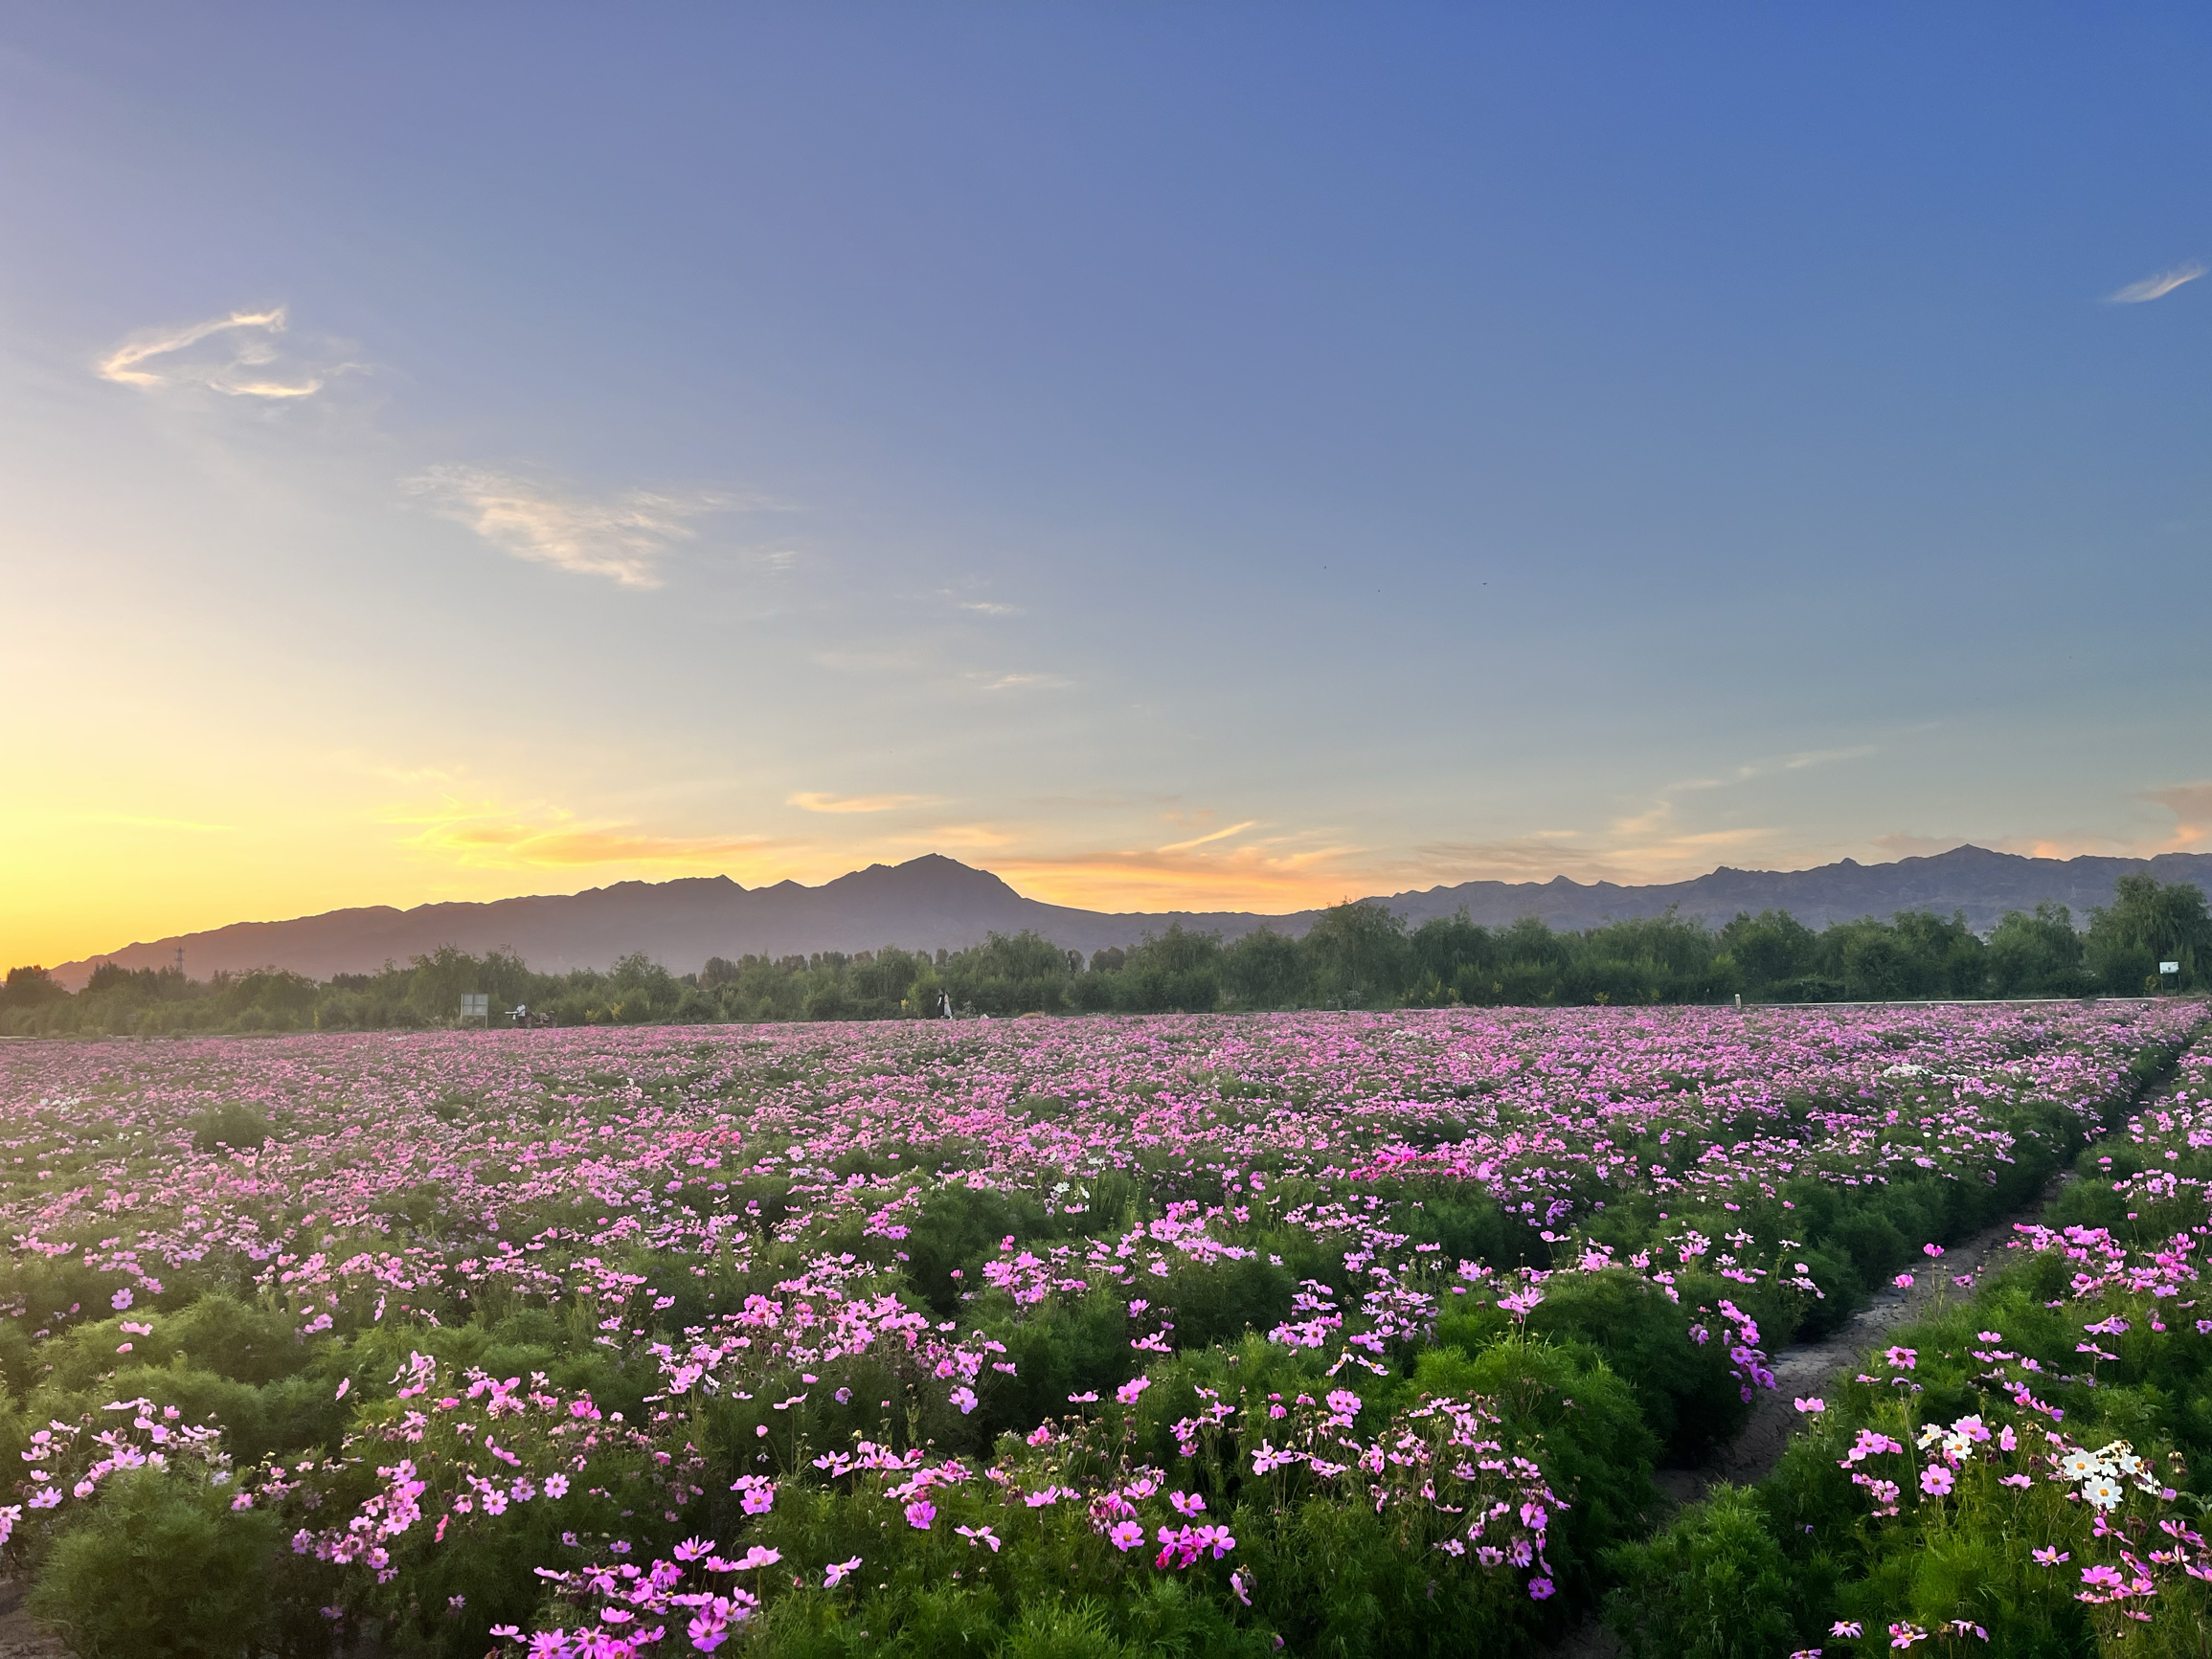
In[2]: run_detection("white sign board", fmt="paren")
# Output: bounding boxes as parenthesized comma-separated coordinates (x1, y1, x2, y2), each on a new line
(461, 993, 490, 1018)
(2159, 961, 2181, 975)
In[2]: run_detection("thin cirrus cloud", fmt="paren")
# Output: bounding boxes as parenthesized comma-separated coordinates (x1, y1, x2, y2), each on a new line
(393, 797, 783, 869)
(1156, 819, 1257, 853)
(97, 306, 334, 397)
(407, 465, 734, 589)
(2108, 261, 2205, 303)
(787, 792, 940, 814)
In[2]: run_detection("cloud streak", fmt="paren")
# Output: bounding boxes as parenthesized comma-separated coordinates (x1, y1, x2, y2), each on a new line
(2109, 261, 2205, 304)
(409, 466, 729, 588)
(1157, 820, 1257, 853)
(97, 306, 332, 397)
(787, 792, 939, 814)
(394, 797, 782, 868)
(2146, 782, 2212, 851)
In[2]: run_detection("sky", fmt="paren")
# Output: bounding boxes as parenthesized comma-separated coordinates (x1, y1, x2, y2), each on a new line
(3, 5, 2209, 969)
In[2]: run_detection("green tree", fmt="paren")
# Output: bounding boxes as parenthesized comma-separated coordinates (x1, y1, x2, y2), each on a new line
(0, 965, 68, 1009)
(1221, 928, 1308, 1008)
(1986, 902, 2085, 996)
(2086, 871, 2210, 991)
(1116, 925, 1223, 1012)
(1890, 909, 1985, 997)
(1301, 900, 1411, 1007)
(1717, 909, 1818, 997)
(939, 930, 1072, 1016)
(1408, 910, 1493, 1003)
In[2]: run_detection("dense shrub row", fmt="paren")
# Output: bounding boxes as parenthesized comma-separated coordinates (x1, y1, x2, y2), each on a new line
(1608, 1029, 2212, 1657)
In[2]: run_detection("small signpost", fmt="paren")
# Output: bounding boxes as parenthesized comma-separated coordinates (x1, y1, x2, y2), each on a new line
(2159, 960, 2181, 991)
(460, 993, 490, 1025)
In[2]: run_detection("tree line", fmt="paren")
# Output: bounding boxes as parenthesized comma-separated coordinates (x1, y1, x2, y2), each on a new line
(3, 872, 2204, 1036)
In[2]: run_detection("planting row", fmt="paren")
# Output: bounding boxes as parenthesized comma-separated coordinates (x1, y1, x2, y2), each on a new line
(1608, 1023, 2212, 1658)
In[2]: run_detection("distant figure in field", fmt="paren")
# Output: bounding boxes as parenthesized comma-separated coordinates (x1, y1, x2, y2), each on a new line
(939, 990, 953, 1020)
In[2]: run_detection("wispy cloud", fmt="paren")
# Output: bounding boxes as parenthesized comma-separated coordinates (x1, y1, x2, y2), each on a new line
(1401, 823, 1775, 890)
(392, 796, 783, 868)
(787, 792, 939, 814)
(961, 600, 1020, 617)
(408, 466, 733, 589)
(1876, 785, 2212, 865)
(2109, 261, 2206, 304)
(2146, 782, 2212, 851)
(97, 306, 339, 397)
(1157, 820, 1257, 853)
(970, 671, 1072, 692)
(1674, 745, 1875, 793)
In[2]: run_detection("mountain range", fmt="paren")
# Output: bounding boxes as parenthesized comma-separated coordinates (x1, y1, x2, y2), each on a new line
(46, 844, 2212, 991)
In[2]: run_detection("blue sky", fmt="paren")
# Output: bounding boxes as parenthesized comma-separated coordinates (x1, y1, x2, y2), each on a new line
(3, 5, 2207, 962)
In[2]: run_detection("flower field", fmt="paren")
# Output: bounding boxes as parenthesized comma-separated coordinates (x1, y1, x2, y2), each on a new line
(0, 1001, 2200, 1658)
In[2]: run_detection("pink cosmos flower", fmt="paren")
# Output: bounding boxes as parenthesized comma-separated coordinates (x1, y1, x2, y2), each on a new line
(905, 1501, 937, 1530)
(1919, 1466, 1953, 1498)
(1110, 1520, 1146, 1551)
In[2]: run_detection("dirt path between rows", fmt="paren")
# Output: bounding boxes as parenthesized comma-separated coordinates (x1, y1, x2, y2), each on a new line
(1541, 1172, 2075, 1658)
